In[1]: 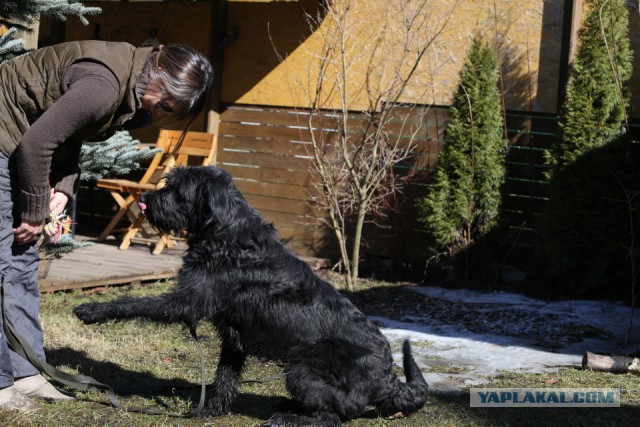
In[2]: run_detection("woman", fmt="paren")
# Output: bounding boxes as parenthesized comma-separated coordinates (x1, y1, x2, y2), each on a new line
(0, 39, 213, 412)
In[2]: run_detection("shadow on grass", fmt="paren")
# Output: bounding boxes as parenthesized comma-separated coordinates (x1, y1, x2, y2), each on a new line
(44, 346, 293, 420)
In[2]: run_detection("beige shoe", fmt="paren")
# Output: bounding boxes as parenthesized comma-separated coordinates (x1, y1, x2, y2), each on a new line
(0, 386, 42, 413)
(13, 374, 75, 401)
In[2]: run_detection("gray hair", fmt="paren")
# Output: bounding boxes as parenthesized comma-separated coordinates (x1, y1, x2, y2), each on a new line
(148, 44, 213, 120)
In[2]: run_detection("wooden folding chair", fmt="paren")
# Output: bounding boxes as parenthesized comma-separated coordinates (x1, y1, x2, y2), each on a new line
(96, 129, 217, 254)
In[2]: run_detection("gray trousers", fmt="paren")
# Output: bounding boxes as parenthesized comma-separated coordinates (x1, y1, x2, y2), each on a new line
(0, 152, 44, 388)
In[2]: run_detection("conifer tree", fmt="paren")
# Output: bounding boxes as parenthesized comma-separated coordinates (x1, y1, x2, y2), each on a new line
(547, 0, 632, 174)
(540, 0, 633, 296)
(0, 0, 100, 63)
(418, 37, 506, 260)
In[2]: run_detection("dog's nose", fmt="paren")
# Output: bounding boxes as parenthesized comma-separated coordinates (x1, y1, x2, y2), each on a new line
(139, 194, 148, 213)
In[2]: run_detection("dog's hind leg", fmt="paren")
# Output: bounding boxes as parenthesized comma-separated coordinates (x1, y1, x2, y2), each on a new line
(264, 410, 341, 427)
(267, 340, 372, 426)
(202, 337, 246, 417)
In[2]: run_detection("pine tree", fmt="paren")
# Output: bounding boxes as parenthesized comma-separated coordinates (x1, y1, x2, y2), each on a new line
(0, 0, 100, 63)
(547, 0, 632, 174)
(418, 38, 506, 260)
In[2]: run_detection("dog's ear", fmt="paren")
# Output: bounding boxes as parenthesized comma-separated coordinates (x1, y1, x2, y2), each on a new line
(193, 167, 239, 232)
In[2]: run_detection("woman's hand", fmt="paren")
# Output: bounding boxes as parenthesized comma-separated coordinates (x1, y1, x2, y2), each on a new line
(12, 190, 69, 244)
(13, 220, 43, 245)
(50, 189, 69, 216)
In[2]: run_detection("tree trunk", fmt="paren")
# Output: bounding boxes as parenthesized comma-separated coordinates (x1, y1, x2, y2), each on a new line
(348, 208, 367, 291)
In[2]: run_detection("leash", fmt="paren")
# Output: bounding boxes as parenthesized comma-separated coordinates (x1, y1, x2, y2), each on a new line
(241, 372, 286, 383)
(1, 277, 207, 417)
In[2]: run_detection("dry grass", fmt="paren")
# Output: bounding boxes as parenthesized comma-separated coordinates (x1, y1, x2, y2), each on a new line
(0, 280, 638, 426)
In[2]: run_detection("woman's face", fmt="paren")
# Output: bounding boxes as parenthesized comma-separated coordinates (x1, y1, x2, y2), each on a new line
(141, 83, 179, 122)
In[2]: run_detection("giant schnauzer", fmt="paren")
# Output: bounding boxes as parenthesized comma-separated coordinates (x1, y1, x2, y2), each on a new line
(74, 166, 428, 426)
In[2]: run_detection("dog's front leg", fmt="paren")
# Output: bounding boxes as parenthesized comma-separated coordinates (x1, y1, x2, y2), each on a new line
(74, 293, 198, 326)
(203, 337, 246, 417)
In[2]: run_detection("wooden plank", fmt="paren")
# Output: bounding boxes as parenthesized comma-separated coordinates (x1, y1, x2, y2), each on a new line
(220, 134, 315, 157)
(220, 151, 435, 181)
(503, 194, 549, 214)
(220, 121, 316, 141)
(259, 209, 326, 228)
(218, 149, 312, 171)
(245, 193, 324, 217)
(506, 162, 549, 181)
(222, 105, 315, 126)
(40, 272, 177, 293)
(223, 164, 315, 186)
(221, 105, 368, 129)
(507, 147, 549, 165)
(235, 179, 316, 201)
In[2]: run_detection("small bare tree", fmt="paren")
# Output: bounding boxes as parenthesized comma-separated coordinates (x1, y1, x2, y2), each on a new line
(300, 0, 459, 290)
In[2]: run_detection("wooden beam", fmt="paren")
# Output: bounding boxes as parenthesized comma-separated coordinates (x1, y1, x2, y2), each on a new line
(207, 0, 229, 136)
(557, 0, 583, 110)
(568, 0, 583, 62)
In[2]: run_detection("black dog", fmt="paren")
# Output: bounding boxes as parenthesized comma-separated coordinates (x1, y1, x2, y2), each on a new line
(74, 166, 428, 426)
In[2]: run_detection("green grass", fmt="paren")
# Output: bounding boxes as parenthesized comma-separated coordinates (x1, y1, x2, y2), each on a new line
(1, 280, 639, 426)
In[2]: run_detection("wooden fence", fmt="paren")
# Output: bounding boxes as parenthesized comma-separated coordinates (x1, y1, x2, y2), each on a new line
(76, 104, 640, 272)
(216, 104, 559, 267)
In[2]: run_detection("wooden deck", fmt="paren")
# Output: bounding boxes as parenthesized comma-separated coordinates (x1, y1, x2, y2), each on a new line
(38, 235, 185, 293)
(37, 235, 330, 293)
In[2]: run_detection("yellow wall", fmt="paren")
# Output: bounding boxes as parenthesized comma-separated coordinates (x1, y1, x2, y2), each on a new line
(223, 0, 566, 113)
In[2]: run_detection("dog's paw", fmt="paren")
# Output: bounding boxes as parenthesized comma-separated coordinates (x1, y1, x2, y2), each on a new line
(262, 413, 288, 427)
(201, 398, 231, 418)
(263, 413, 305, 427)
(264, 411, 342, 427)
(73, 303, 106, 324)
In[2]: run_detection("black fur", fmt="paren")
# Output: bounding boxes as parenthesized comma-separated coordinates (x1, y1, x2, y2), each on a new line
(74, 166, 428, 426)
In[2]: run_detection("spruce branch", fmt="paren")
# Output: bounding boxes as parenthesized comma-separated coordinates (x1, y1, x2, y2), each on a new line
(1, 0, 101, 64)
(0, 0, 101, 28)
(40, 234, 92, 259)
(79, 131, 162, 181)
(0, 28, 25, 57)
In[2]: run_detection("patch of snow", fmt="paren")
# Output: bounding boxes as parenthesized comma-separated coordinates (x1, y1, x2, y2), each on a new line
(374, 286, 640, 393)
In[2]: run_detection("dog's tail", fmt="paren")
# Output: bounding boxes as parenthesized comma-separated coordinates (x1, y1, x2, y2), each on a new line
(379, 340, 428, 415)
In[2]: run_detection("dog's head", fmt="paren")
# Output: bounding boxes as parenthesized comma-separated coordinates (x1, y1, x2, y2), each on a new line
(139, 166, 248, 235)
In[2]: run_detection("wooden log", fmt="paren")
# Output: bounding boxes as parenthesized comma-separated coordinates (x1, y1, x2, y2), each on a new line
(582, 351, 640, 374)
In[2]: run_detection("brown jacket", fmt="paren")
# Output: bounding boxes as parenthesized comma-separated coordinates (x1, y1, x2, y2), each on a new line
(0, 40, 153, 221)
